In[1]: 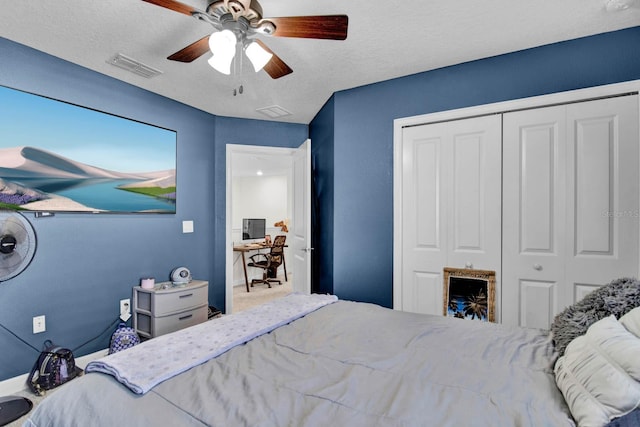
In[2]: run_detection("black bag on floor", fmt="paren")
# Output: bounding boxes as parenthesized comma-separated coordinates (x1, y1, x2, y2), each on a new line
(27, 340, 83, 396)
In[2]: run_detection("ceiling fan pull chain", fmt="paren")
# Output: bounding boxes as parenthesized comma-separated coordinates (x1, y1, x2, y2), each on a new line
(232, 43, 244, 97)
(237, 42, 241, 76)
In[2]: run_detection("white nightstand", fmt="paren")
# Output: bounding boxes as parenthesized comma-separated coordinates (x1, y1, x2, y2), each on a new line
(132, 280, 209, 339)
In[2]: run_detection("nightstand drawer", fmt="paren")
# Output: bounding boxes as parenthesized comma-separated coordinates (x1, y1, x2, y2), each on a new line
(153, 284, 208, 316)
(153, 304, 208, 336)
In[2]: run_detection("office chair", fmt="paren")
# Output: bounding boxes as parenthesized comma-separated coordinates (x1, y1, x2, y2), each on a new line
(247, 235, 286, 288)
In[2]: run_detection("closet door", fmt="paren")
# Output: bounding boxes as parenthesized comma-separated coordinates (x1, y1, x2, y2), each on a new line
(502, 95, 639, 328)
(565, 96, 639, 302)
(502, 106, 567, 329)
(400, 115, 501, 315)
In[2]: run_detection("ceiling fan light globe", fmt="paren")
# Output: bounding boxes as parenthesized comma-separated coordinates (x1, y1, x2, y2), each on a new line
(209, 30, 237, 56)
(208, 30, 237, 75)
(208, 54, 234, 75)
(245, 41, 273, 72)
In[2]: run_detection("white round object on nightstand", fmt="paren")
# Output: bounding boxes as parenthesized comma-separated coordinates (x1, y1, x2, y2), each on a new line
(170, 267, 192, 285)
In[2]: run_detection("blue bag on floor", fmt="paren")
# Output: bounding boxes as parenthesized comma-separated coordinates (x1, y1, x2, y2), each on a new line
(109, 322, 140, 354)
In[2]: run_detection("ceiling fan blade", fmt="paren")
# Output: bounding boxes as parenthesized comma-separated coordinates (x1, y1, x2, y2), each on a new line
(255, 40, 293, 79)
(141, 0, 201, 17)
(260, 15, 348, 40)
(167, 36, 210, 62)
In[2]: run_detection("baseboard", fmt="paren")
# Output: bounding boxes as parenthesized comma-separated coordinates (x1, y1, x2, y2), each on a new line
(0, 348, 108, 396)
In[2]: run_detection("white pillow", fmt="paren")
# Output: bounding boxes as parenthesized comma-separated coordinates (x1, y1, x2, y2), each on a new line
(554, 315, 640, 427)
(620, 307, 640, 338)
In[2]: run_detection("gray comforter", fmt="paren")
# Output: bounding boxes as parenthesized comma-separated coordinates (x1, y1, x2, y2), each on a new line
(25, 300, 575, 426)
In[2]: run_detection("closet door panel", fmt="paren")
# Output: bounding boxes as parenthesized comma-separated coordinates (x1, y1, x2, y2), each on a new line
(408, 272, 443, 315)
(520, 280, 557, 330)
(503, 95, 639, 328)
(565, 95, 639, 303)
(400, 116, 501, 315)
(448, 115, 502, 272)
(401, 125, 448, 314)
(502, 106, 566, 328)
(452, 134, 482, 250)
(573, 116, 613, 255)
(520, 128, 556, 253)
(415, 140, 441, 248)
(575, 283, 601, 303)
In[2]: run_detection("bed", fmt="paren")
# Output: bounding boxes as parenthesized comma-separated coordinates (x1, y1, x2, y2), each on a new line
(22, 289, 640, 427)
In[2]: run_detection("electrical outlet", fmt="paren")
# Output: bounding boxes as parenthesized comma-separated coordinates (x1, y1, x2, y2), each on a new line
(33, 315, 46, 334)
(120, 299, 131, 322)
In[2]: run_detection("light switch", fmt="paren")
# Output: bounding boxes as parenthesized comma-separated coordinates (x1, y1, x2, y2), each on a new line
(182, 220, 194, 233)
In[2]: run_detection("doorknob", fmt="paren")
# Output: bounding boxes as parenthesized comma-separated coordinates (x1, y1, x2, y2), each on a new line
(533, 264, 542, 271)
(465, 262, 473, 268)
(301, 247, 314, 253)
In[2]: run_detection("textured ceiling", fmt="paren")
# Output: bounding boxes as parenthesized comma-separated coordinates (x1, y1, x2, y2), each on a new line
(1, 0, 639, 124)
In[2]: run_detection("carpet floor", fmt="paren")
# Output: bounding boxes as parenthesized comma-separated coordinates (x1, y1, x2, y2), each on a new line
(232, 273, 293, 313)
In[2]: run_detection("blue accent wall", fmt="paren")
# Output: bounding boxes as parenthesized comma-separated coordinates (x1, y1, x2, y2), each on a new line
(0, 37, 306, 380)
(309, 96, 335, 295)
(311, 26, 640, 307)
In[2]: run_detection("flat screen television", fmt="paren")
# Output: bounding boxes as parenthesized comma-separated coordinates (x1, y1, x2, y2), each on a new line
(0, 85, 177, 214)
(242, 218, 266, 240)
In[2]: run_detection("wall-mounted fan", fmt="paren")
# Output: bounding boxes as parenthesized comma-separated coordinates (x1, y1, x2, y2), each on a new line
(142, 0, 349, 79)
(0, 211, 37, 282)
(0, 212, 37, 420)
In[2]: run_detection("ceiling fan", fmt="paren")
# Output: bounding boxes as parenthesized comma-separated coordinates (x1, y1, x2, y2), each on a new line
(142, 0, 349, 79)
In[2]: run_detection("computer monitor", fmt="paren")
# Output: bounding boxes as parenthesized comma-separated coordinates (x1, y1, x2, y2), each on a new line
(242, 218, 266, 240)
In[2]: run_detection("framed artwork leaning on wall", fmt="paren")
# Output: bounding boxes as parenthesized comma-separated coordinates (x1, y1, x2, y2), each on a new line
(443, 267, 496, 322)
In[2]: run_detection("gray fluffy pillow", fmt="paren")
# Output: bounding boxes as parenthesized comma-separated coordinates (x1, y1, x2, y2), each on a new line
(550, 277, 640, 356)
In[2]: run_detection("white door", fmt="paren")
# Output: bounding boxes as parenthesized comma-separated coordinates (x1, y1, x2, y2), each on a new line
(291, 139, 311, 294)
(502, 95, 639, 328)
(565, 96, 639, 303)
(502, 106, 567, 328)
(400, 116, 502, 315)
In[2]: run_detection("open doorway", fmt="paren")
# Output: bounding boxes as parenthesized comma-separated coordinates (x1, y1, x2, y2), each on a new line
(225, 144, 294, 313)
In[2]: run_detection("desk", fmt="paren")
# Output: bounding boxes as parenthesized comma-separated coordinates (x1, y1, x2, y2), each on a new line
(233, 243, 288, 292)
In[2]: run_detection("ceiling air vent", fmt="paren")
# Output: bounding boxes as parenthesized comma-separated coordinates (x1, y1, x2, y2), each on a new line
(107, 53, 163, 79)
(256, 105, 292, 119)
